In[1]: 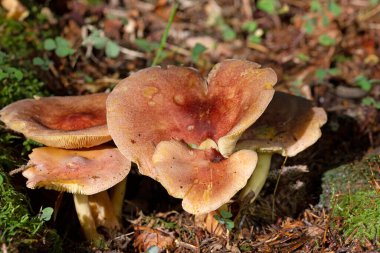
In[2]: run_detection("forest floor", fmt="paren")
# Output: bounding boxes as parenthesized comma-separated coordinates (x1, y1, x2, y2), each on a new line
(0, 0, 380, 252)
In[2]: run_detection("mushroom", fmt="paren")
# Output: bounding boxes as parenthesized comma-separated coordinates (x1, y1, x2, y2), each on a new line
(0, 93, 111, 149)
(236, 91, 327, 203)
(152, 140, 257, 214)
(0, 93, 130, 242)
(107, 59, 277, 214)
(22, 146, 131, 242)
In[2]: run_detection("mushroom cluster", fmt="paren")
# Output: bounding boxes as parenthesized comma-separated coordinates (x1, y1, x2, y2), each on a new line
(106, 59, 327, 216)
(1, 59, 327, 242)
(0, 93, 131, 243)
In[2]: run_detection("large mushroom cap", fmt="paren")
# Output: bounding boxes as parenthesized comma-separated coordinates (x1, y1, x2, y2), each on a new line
(0, 93, 111, 149)
(152, 140, 257, 214)
(236, 92, 328, 156)
(107, 59, 276, 177)
(22, 145, 131, 195)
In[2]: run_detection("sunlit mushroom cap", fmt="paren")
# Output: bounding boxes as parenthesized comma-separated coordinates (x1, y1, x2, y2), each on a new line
(0, 93, 111, 149)
(152, 140, 258, 214)
(22, 145, 131, 195)
(236, 92, 327, 156)
(107, 60, 276, 177)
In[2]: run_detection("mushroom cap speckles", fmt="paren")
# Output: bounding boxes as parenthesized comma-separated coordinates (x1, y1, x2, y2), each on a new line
(0, 93, 111, 149)
(152, 140, 257, 215)
(107, 60, 276, 177)
(22, 146, 131, 195)
(236, 92, 328, 156)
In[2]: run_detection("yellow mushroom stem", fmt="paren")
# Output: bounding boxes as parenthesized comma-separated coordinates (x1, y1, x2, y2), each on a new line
(88, 191, 120, 230)
(109, 179, 127, 221)
(239, 152, 273, 203)
(73, 194, 103, 244)
(73, 191, 121, 245)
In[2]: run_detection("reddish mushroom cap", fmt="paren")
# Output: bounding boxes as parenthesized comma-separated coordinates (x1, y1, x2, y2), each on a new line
(152, 140, 257, 214)
(22, 145, 131, 195)
(0, 93, 111, 149)
(107, 60, 276, 177)
(236, 92, 328, 156)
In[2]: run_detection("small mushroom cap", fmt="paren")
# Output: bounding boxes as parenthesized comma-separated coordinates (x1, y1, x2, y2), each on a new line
(236, 92, 328, 156)
(152, 140, 257, 214)
(107, 60, 276, 177)
(22, 146, 131, 195)
(0, 93, 111, 149)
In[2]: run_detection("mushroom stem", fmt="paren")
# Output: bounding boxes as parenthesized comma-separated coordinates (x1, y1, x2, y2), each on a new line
(88, 191, 120, 230)
(109, 179, 127, 221)
(239, 152, 272, 203)
(73, 194, 103, 244)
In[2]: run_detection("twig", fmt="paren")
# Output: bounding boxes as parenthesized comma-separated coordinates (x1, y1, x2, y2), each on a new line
(152, 2, 179, 66)
(9, 164, 34, 176)
(175, 239, 198, 252)
(271, 156, 288, 220)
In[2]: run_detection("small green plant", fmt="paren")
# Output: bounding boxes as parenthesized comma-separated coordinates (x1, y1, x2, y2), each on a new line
(296, 53, 310, 62)
(318, 34, 336, 46)
(361, 97, 380, 109)
(310, 0, 322, 12)
(191, 43, 207, 63)
(214, 210, 234, 231)
(242, 21, 264, 44)
(303, 17, 316, 34)
(214, 17, 236, 42)
(135, 39, 160, 53)
(82, 28, 121, 58)
(32, 57, 52, 70)
(355, 75, 379, 92)
(315, 68, 339, 83)
(44, 37, 75, 58)
(328, 0, 341, 17)
(257, 0, 278, 15)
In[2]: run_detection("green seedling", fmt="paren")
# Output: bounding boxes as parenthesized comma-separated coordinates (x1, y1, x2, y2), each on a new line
(135, 39, 160, 53)
(32, 57, 52, 70)
(310, 0, 322, 12)
(318, 34, 336, 46)
(191, 43, 207, 63)
(257, 0, 278, 15)
(296, 53, 310, 62)
(328, 0, 341, 17)
(315, 68, 339, 82)
(215, 17, 236, 42)
(214, 210, 234, 231)
(82, 28, 121, 58)
(361, 97, 380, 109)
(355, 75, 379, 92)
(44, 37, 75, 58)
(242, 21, 263, 44)
(303, 17, 316, 34)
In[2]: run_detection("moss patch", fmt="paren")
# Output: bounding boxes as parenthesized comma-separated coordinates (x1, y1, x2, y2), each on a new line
(0, 5, 62, 252)
(0, 171, 61, 252)
(321, 155, 380, 244)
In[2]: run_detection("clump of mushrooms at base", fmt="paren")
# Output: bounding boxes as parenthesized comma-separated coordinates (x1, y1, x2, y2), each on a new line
(0, 59, 327, 243)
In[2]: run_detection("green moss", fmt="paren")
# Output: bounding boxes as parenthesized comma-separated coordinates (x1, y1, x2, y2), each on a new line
(320, 155, 378, 206)
(0, 170, 62, 252)
(321, 155, 380, 244)
(0, 6, 62, 251)
(332, 190, 380, 244)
